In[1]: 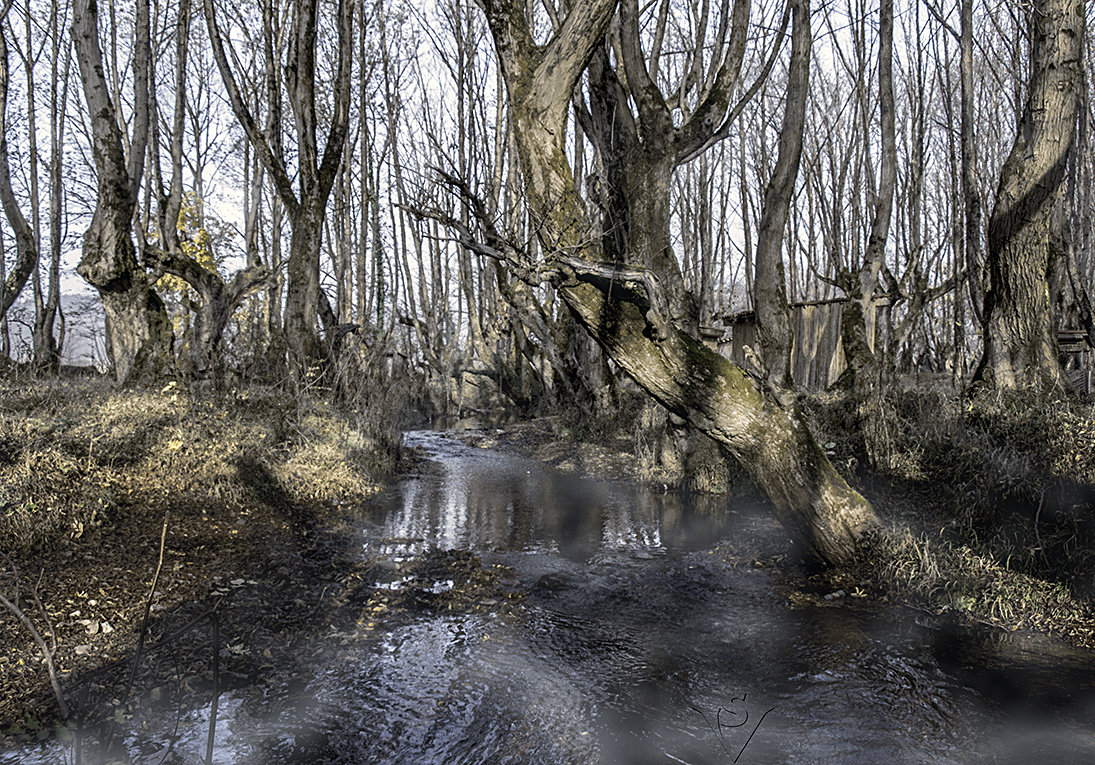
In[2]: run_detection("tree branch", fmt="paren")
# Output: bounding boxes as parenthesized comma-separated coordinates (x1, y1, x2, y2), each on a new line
(203, 0, 300, 217)
(678, 3, 790, 165)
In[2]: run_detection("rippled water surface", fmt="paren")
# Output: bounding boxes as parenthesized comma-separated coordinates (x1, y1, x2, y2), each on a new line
(10, 430, 1095, 763)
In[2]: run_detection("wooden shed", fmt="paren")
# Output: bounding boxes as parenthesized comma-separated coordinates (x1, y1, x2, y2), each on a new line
(1059, 329, 1093, 394)
(721, 298, 884, 391)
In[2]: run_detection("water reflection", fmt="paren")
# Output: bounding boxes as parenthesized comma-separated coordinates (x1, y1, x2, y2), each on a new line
(366, 431, 746, 560)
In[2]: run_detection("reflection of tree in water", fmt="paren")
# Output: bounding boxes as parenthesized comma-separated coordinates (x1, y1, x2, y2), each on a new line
(601, 493, 662, 550)
(372, 436, 762, 559)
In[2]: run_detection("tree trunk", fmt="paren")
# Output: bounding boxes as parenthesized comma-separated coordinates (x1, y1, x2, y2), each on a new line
(958, 0, 981, 379)
(478, 0, 878, 566)
(754, 0, 811, 388)
(0, 20, 37, 322)
(39, 0, 69, 373)
(838, 0, 895, 390)
(976, 0, 1084, 393)
(73, 0, 173, 385)
(283, 202, 327, 364)
(577, 0, 758, 465)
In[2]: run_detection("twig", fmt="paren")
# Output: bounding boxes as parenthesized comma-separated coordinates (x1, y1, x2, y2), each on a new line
(0, 552, 68, 719)
(1034, 488, 1049, 568)
(205, 606, 220, 765)
(156, 642, 186, 765)
(0, 591, 69, 719)
(33, 568, 57, 654)
(106, 511, 169, 753)
(0, 549, 22, 604)
(133, 512, 171, 682)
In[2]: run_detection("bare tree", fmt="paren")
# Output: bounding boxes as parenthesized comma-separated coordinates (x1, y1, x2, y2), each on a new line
(73, 0, 174, 384)
(204, 0, 354, 372)
(976, 0, 1084, 393)
(754, 0, 810, 388)
(0, 2, 37, 327)
(39, 0, 71, 371)
(836, 0, 896, 389)
(957, 0, 981, 376)
(470, 0, 877, 566)
(143, 0, 270, 385)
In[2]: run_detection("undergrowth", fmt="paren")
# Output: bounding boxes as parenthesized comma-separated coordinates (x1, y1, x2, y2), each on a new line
(806, 377, 1095, 640)
(857, 524, 1095, 645)
(0, 376, 404, 554)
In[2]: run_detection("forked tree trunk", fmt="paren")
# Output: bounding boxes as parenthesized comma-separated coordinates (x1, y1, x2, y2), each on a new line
(73, 0, 174, 385)
(143, 0, 268, 385)
(204, 0, 353, 373)
(478, 0, 878, 566)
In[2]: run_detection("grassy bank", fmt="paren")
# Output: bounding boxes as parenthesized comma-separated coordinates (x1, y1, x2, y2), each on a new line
(0, 380, 399, 554)
(805, 380, 1095, 645)
(0, 378, 402, 740)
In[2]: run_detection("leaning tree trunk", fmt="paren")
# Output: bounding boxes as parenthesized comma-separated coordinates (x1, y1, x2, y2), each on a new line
(975, 0, 1084, 393)
(477, 0, 878, 566)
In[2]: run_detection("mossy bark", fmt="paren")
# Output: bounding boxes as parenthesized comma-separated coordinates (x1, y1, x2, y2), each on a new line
(479, 0, 878, 566)
(563, 280, 877, 563)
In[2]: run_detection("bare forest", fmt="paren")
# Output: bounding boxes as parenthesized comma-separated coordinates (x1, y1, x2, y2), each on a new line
(3, 1, 1095, 760)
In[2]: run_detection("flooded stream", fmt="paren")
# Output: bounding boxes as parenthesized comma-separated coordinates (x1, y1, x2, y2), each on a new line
(10, 430, 1095, 763)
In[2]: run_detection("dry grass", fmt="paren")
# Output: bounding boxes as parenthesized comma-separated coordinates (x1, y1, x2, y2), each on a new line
(802, 378, 1095, 643)
(0, 379, 397, 554)
(805, 379, 1095, 499)
(868, 525, 1095, 646)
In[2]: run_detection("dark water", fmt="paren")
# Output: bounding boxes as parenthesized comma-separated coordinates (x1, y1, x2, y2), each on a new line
(10, 430, 1095, 763)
